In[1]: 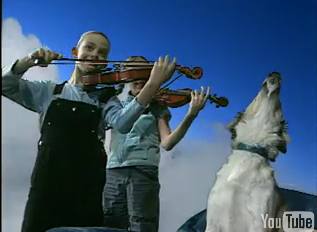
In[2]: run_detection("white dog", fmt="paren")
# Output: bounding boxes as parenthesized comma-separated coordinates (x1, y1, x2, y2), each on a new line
(205, 72, 291, 232)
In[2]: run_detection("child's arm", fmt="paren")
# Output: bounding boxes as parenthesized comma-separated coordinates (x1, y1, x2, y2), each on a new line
(102, 96, 147, 133)
(2, 49, 62, 112)
(159, 86, 211, 151)
(102, 56, 177, 133)
(2, 59, 57, 113)
(158, 114, 196, 151)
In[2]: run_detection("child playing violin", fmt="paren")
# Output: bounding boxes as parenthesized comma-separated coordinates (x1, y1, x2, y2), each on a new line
(103, 56, 211, 232)
(2, 31, 177, 232)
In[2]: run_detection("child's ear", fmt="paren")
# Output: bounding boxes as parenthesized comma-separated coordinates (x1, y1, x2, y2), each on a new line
(71, 47, 78, 58)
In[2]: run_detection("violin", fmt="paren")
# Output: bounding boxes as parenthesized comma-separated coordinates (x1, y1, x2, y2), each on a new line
(82, 65, 203, 86)
(153, 88, 229, 108)
(34, 58, 203, 85)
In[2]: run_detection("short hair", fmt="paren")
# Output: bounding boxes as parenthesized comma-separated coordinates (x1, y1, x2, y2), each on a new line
(125, 56, 148, 62)
(77, 31, 111, 49)
(121, 56, 149, 71)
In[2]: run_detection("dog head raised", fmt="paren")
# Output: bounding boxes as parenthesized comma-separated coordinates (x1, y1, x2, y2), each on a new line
(227, 72, 291, 161)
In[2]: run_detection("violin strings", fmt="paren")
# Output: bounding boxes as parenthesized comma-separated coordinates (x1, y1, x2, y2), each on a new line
(155, 73, 184, 98)
(160, 73, 184, 89)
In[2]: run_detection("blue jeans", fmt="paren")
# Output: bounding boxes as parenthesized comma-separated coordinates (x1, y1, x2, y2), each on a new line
(103, 166, 160, 232)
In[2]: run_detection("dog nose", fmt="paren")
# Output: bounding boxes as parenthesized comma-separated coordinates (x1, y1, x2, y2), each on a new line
(268, 72, 281, 79)
(267, 72, 281, 84)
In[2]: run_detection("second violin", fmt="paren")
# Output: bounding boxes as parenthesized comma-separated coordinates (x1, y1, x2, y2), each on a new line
(152, 88, 229, 108)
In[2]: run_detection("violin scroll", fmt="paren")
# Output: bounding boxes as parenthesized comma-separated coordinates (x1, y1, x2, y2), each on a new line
(209, 94, 229, 108)
(176, 66, 203, 80)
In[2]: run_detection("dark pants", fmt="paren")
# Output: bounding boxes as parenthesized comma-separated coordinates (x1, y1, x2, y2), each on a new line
(103, 166, 160, 232)
(21, 98, 107, 232)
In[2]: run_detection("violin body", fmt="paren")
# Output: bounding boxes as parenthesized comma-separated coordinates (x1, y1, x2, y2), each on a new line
(82, 66, 203, 86)
(83, 68, 152, 85)
(154, 88, 192, 108)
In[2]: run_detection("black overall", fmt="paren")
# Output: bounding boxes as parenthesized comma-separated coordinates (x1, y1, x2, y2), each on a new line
(21, 84, 114, 232)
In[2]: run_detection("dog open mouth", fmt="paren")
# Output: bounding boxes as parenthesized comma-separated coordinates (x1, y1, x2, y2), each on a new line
(261, 71, 282, 96)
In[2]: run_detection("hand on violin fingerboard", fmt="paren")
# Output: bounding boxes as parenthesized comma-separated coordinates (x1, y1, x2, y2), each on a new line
(148, 55, 177, 86)
(188, 86, 211, 117)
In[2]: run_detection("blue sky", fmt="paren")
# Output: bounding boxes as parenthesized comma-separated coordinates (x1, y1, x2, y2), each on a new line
(2, 0, 316, 194)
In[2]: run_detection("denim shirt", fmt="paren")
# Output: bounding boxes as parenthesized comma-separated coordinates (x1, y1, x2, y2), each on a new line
(2, 61, 147, 142)
(107, 93, 171, 168)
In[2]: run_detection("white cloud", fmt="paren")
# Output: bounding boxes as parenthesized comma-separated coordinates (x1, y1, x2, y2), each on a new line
(1, 18, 60, 232)
(1, 18, 60, 82)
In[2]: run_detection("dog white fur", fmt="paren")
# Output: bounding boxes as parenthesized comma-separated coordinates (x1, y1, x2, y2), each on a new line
(205, 72, 291, 232)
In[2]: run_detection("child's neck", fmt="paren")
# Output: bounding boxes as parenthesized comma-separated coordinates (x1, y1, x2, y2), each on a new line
(68, 66, 84, 85)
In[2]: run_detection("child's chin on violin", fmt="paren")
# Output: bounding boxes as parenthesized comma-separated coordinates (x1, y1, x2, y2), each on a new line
(130, 80, 147, 95)
(122, 56, 150, 95)
(83, 63, 105, 73)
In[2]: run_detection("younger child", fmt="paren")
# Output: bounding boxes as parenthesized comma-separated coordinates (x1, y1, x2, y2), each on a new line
(103, 56, 210, 232)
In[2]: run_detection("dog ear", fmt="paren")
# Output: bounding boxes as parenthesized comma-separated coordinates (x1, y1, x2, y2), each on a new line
(226, 111, 244, 131)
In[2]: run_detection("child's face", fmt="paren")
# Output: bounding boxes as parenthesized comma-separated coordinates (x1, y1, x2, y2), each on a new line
(73, 33, 110, 73)
(129, 79, 147, 96)
(125, 57, 149, 96)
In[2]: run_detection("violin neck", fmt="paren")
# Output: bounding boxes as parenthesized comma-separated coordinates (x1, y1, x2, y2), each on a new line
(160, 89, 190, 97)
(160, 89, 214, 99)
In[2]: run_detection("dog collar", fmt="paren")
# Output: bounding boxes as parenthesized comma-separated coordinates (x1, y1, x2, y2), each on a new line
(235, 143, 274, 162)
